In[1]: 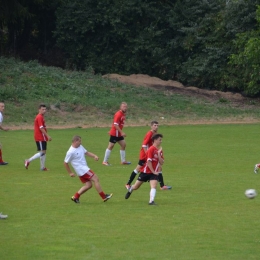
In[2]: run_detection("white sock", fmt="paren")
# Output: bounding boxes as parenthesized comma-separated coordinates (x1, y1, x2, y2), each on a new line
(134, 169, 138, 174)
(29, 152, 42, 162)
(120, 150, 126, 162)
(149, 188, 156, 203)
(40, 154, 46, 169)
(103, 149, 111, 162)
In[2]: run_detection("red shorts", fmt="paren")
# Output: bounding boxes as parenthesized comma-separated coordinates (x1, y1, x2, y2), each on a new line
(79, 170, 95, 183)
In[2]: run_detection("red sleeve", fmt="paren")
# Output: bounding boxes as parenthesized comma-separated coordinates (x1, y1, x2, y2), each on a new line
(146, 146, 154, 161)
(113, 111, 121, 125)
(142, 131, 152, 147)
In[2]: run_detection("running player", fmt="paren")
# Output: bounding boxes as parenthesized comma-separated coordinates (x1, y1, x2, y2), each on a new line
(64, 135, 113, 203)
(125, 134, 164, 205)
(125, 121, 171, 190)
(102, 102, 131, 166)
(0, 102, 9, 165)
(24, 104, 52, 171)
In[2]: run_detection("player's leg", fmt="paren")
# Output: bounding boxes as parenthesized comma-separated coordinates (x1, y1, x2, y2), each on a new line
(149, 178, 158, 205)
(103, 137, 116, 166)
(118, 139, 131, 165)
(0, 143, 8, 165)
(125, 162, 143, 189)
(71, 181, 92, 203)
(90, 173, 113, 202)
(24, 142, 46, 169)
(158, 172, 172, 190)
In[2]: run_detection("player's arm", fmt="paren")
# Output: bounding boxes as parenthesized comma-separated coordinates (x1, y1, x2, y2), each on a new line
(64, 162, 76, 177)
(114, 123, 126, 137)
(40, 127, 52, 141)
(85, 151, 99, 161)
(147, 159, 158, 175)
(158, 148, 164, 165)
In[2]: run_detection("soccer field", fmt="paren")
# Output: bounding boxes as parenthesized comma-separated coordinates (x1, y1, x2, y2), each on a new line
(1, 124, 260, 260)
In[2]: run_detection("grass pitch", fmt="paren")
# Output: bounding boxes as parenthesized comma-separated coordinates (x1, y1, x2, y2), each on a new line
(1, 124, 260, 259)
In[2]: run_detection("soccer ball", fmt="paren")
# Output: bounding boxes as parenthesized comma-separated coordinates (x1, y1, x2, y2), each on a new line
(245, 189, 257, 199)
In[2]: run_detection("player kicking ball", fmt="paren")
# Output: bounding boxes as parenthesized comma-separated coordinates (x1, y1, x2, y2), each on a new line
(125, 134, 164, 205)
(64, 135, 113, 203)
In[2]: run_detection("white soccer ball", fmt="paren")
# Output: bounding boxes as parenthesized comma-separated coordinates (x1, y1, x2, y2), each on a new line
(245, 189, 257, 199)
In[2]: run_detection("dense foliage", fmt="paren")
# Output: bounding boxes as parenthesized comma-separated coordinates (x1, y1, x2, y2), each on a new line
(1, 0, 260, 95)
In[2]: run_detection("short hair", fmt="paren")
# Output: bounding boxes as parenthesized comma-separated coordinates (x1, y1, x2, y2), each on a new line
(72, 135, 81, 142)
(38, 104, 47, 109)
(121, 102, 127, 106)
(152, 133, 163, 141)
(151, 121, 159, 126)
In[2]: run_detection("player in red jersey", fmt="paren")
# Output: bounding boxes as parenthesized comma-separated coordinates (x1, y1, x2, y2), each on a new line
(125, 134, 164, 205)
(24, 104, 52, 171)
(102, 102, 131, 166)
(0, 102, 10, 165)
(125, 121, 171, 190)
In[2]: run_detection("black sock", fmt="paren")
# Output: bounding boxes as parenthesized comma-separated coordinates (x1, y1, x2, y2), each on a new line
(158, 173, 164, 187)
(127, 171, 137, 185)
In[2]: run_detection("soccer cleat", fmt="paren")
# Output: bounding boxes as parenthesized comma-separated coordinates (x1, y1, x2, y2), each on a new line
(103, 193, 113, 202)
(71, 196, 80, 203)
(0, 212, 8, 219)
(121, 161, 131, 165)
(0, 162, 8, 165)
(41, 167, 49, 171)
(24, 160, 30, 169)
(148, 201, 157, 206)
(160, 185, 172, 190)
(125, 184, 131, 190)
(254, 164, 259, 174)
(125, 191, 132, 199)
(102, 161, 111, 166)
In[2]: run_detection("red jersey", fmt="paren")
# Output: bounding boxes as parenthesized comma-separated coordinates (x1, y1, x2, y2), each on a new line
(139, 130, 154, 160)
(143, 146, 164, 174)
(109, 110, 126, 137)
(34, 114, 48, 141)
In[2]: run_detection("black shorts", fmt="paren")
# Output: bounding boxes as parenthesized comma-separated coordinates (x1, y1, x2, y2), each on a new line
(36, 141, 47, 151)
(138, 160, 146, 167)
(138, 172, 158, 182)
(109, 136, 124, 144)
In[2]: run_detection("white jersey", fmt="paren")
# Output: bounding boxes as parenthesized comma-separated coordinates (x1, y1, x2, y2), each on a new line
(64, 145, 90, 176)
(0, 112, 3, 124)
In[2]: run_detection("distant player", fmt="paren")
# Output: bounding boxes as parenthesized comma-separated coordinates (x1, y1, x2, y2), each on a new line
(0, 102, 10, 165)
(125, 121, 171, 190)
(254, 164, 260, 173)
(125, 134, 164, 205)
(24, 104, 52, 171)
(102, 102, 131, 166)
(64, 135, 113, 203)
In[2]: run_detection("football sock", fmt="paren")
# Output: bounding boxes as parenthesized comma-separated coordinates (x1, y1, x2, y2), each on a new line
(158, 172, 164, 187)
(40, 154, 46, 169)
(103, 149, 111, 162)
(120, 150, 126, 162)
(74, 192, 80, 199)
(150, 188, 156, 203)
(99, 191, 106, 199)
(0, 149, 3, 162)
(127, 170, 138, 185)
(29, 152, 42, 162)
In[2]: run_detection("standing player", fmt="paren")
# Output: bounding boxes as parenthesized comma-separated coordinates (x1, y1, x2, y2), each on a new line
(0, 102, 9, 165)
(64, 135, 113, 203)
(24, 104, 52, 171)
(125, 121, 171, 190)
(102, 102, 131, 166)
(125, 134, 164, 205)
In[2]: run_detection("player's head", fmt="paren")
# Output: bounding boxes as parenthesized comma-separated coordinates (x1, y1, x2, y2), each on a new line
(38, 104, 47, 115)
(0, 102, 5, 112)
(72, 135, 82, 147)
(150, 121, 159, 132)
(152, 133, 163, 145)
(120, 102, 127, 113)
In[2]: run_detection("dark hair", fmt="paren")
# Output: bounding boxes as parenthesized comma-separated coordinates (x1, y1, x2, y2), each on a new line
(152, 133, 163, 141)
(151, 121, 159, 126)
(72, 135, 81, 142)
(38, 104, 46, 109)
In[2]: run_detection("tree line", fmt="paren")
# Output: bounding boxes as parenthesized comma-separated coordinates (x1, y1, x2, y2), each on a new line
(1, 0, 260, 96)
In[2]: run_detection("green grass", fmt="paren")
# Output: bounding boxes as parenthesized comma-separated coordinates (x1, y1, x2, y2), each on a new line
(1, 56, 260, 127)
(1, 124, 260, 259)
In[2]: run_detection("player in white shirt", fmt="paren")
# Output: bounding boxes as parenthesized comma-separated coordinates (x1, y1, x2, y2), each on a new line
(0, 102, 9, 165)
(64, 135, 113, 203)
